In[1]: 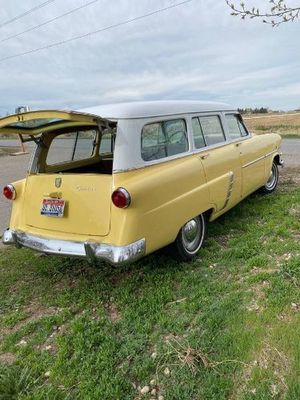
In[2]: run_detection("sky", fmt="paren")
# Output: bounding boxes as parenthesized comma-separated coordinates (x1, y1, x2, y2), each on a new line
(0, 0, 300, 115)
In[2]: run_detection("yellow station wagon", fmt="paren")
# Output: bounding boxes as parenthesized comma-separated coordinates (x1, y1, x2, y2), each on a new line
(1, 101, 282, 265)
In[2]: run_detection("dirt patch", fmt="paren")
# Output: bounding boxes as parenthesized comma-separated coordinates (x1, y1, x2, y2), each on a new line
(37, 323, 69, 355)
(215, 235, 230, 247)
(288, 205, 300, 218)
(109, 270, 133, 287)
(274, 253, 294, 267)
(280, 167, 300, 185)
(290, 230, 300, 242)
(246, 281, 269, 313)
(230, 341, 289, 399)
(0, 352, 16, 365)
(251, 267, 279, 274)
(0, 303, 60, 343)
(105, 302, 121, 322)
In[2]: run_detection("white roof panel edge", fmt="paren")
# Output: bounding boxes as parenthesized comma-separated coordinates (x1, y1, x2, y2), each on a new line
(79, 100, 236, 120)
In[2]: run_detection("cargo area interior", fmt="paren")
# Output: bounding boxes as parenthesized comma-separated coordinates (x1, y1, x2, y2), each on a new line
(45, 158, 114, 174)
(39, 124, 116, 175)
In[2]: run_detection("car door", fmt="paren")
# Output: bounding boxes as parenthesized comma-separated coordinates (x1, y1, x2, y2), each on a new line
(224, 113, 267, 198)
(191, 114, 242, 213)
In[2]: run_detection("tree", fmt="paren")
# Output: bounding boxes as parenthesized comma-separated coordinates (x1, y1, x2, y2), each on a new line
(226, 0, 300, 26)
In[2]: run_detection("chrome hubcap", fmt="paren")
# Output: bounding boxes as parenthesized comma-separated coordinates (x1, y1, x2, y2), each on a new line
(266, 165, 277, 189)
(182, 218, 201, 252)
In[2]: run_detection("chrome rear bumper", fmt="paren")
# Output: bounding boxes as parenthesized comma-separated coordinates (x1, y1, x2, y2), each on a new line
(2, 229, 145, 265)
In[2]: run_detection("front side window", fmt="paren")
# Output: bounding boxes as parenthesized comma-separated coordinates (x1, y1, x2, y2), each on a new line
(198, 115, 225, 146)
(47, 129, 97, 165)
(141, 119, 188, 161)
(226, 114, 249, 140)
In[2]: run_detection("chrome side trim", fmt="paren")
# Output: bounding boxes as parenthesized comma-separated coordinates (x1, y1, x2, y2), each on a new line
(2, 229, 145, 265)
(265, 150, 277, 158)
(242, 155, 265, 169)
(242, 150, 277, 169)
(221, 171, 234, 211)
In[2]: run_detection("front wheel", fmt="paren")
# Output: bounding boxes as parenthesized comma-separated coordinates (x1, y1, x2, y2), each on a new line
(175, 214, 206, 261)
(260, 161, 279, 194)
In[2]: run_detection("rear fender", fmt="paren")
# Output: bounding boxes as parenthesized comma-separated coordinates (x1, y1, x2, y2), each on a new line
(5, 179, 27, 229)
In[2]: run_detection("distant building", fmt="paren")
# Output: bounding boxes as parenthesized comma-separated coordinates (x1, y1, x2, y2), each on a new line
(15, 106, 30, 114)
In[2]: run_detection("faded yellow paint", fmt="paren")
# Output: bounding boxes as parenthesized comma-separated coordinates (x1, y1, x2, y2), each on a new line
(2, 110, 282, 257)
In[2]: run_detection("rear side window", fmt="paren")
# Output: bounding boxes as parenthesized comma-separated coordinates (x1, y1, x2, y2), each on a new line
(141, 119, 188, 161)
(198, 115, 225, 146)
(47, 129, 97, 165)
(99, 129, 115, 156)
(226, 114, 249, 140)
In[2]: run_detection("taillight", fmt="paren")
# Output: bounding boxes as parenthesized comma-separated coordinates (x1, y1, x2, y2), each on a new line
(112, 188, 131, 208)
(3, 184, 16, 200)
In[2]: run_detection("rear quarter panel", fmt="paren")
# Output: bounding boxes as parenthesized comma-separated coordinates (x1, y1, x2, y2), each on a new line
(240, 133, 282, 197)
(111, 154, 213, 254)
(8, 179, 26, 229)
(263, 133, 282, 176)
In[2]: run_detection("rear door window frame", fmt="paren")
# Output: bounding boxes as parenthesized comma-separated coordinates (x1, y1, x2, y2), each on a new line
(187, 112, 228, 153)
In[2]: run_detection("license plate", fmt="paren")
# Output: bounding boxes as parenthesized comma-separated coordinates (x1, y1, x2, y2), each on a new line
(41, 199, 65, 217)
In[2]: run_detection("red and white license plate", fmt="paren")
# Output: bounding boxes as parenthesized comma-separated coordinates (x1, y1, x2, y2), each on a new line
(41, 199, 65, 217)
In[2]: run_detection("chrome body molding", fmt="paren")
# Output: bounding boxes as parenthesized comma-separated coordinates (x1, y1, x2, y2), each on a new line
(242, 150, 279, 169)
(221, 171, 234, 211)
(2, 229, 145, 265)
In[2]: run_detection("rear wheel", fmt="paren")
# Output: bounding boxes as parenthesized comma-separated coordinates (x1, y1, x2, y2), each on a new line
(260, 161, 279, 194)
(175, 214, 206, 261)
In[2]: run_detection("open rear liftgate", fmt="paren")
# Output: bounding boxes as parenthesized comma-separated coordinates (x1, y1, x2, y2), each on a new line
(0, 109, 145, 265)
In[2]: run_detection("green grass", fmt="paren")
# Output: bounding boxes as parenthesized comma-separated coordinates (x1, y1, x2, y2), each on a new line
(0, 181, 300, 399)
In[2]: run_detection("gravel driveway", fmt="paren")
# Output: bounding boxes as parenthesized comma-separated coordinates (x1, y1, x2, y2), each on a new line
(0, 139, 299, 236)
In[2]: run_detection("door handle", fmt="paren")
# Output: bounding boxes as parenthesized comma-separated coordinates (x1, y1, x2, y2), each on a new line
(200, 153, 210, 160)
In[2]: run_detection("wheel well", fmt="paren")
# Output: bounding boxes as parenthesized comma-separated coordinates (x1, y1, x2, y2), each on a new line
(204, 208, 214, 222)
(273, 154, 280, 165)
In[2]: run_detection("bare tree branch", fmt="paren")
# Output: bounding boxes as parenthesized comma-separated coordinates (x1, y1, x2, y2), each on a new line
(226, 0, 300, 26)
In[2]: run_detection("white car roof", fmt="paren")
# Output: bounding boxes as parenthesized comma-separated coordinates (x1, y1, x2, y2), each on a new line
(81, 100, 235, 120)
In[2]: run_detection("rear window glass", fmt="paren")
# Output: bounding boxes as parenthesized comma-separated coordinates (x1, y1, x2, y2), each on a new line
(46, 129, 97, 165)
(99, 130, 115, 156)
(8, 118, 66, 129)
(141, 119, 188, 161)
(198, 115, 225, 146)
